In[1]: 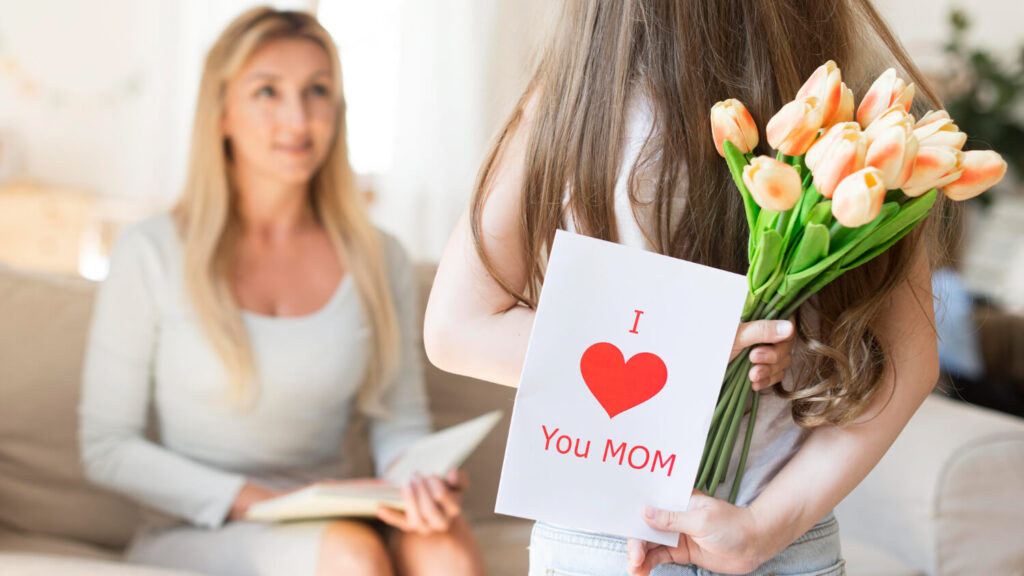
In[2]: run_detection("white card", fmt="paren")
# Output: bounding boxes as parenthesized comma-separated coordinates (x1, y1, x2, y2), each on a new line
(494, 230, 748, 545)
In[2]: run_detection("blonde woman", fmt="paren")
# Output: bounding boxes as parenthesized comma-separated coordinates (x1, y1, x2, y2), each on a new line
(426, 1, 942, 575)
(79, 8, 484, 576)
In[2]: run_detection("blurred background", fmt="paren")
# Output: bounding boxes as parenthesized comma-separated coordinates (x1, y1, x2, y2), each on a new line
(0, 0, 1022, 413)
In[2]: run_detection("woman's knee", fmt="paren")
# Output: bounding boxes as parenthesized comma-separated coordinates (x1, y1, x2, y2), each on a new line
(316, 520, 393, 576)
(390, 517, 484, 576)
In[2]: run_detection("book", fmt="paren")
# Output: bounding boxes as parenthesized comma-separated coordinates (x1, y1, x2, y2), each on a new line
(247, 410, 504, 521)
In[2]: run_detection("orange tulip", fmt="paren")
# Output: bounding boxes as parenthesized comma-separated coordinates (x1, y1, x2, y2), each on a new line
(865, 124, 918, 189)
(832, 167, 887, 227)
(902, 146, 964, 197)
(797, 61, 843, 125)
(827, 82, 855, 126)
(766, 97, 824, 156)
(805, 122, 860, 171)
(742, 156, 803, 212)
(809, 129, 867, 198)
(710, 99, 759, 157)
(856, 68, 915, 128)
(914, 110, 967, 150)
(943, 150, 1007, 201)
(863, 105, 915, 147)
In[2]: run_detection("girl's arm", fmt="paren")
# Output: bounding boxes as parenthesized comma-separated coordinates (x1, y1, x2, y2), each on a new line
(631, 242, 939, 575)
(424, 101, 796, 390)
(423, 105, 536, 388)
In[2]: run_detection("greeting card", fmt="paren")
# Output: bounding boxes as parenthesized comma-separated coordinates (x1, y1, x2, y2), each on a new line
(495, 230, 747, 545)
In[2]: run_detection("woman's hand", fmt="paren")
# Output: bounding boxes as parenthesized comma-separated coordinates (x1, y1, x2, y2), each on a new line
(730, 319, 795, 391)
(626, 490, 769, 576)
(227, 482, 281, 521)
(376, 469, 467, 535)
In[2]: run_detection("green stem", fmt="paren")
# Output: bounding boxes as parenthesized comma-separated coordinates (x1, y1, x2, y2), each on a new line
(729, 389, 760, 503)
(697, 363, 747, 488)
(709, 373, 751, 495)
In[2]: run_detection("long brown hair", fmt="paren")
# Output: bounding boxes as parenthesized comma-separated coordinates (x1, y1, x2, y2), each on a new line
(173, 7, 399, 413)
(471, 0, 949, 427)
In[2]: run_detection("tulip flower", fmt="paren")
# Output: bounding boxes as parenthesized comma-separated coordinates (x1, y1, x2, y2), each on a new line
(827, 82, 855, 126)
(797, 61, 843, 125)
(857, 68, 915, 128)
(832, 167, 887, 227)
(810, 129, 867, 198)
(766, 97, 824, 156)
(914, 110, 967, 150)
(943, 150, 1007, 201)
(865, 124, 918, 189)
(863, 105, 915, 147)
(711, 99, 759, 157)
(742, 156, 803, 212)
(806, 122, 861, 171)
(902, 146, 964, 197)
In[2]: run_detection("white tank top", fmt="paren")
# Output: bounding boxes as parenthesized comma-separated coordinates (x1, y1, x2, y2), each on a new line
(563, 95, 808, 506)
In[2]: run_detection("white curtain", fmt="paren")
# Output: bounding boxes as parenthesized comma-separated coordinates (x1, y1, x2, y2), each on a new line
(371, 0, 548, 262)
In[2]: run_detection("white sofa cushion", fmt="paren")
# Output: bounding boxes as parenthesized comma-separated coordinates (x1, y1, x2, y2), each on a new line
(837, 394, 1024, 575)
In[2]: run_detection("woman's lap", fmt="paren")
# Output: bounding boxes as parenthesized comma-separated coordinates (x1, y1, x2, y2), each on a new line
(125, 519, 333, 576)
(528, 513, 844, 576)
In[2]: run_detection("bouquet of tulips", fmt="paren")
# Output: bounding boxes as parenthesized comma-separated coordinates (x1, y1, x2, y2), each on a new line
(698, 61, 1007, 502)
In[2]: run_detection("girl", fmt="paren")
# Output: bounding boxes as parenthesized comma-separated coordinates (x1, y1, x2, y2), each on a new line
(424, 1, 941, 575)
(79, 8, 484, 576)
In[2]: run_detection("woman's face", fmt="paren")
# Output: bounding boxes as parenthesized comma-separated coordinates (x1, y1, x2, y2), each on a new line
(222, 37, 337, 187)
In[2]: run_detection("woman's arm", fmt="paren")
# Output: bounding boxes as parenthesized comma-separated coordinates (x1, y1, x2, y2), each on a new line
(78, 225, 247, 528)
(631, 242, 939, 575)
(370, 234, 433, 474)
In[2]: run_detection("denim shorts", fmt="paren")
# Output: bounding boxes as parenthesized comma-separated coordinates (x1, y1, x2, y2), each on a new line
(527, 512, 844, 576)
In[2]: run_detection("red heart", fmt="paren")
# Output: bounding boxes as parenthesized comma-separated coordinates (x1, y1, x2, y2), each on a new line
(580, 342, 667, 418)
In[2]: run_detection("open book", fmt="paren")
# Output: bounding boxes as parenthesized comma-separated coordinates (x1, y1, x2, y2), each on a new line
(247, 410, 503, 522)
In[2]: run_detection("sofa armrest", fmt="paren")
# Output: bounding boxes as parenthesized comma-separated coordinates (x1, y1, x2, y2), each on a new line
(835, 394, 1024, 575)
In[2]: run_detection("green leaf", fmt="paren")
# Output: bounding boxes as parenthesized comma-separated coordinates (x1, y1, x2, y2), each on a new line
(840, 211, 931, 272)
(723, 141, 757, 232)
(830, 202, 897, 252)
(789, 223, 830, 274)
(749, 230, 783, 293)
(805, 200, 833, 227)
(838, 189, 938, 268)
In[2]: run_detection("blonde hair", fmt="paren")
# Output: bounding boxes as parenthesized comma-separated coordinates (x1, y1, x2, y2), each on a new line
(172, 7, 399, 413)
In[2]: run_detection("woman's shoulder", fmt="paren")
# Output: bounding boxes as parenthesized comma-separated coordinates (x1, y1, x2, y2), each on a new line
(377, 228, 413, 272)
(375, 228, 421, 297)
(115, 213, 178, 250)
(107, 212, 180, 278)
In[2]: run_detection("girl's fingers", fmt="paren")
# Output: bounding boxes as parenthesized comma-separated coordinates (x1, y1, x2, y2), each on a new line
(637, 546, 676, 576)
(626, 538, 646, 569)
(733, 320, 794, 356)
(748, 345, 778, 364)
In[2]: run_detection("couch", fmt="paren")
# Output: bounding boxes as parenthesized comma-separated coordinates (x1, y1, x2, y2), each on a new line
(1, 262, 1022, 575)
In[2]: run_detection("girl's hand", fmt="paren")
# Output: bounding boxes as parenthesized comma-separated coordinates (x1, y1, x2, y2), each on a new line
(376, 469, 467, 535)
(730, 319, 795, 391)
(626, 490, 768, 575)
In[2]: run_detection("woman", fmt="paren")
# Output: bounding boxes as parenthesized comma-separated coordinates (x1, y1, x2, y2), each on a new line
(79, 8, 484, 576)
(424, 1, 942, 575)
